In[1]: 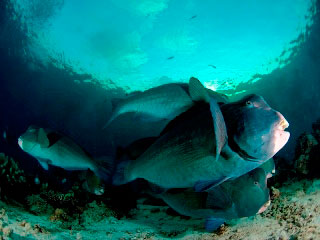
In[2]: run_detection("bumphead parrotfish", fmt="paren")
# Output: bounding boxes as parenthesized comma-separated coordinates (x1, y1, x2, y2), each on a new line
(113, 87, 289, 192)
(18, 126, 111, 180)
(103, 78, 228, 128)
(156, 166, 271, 231)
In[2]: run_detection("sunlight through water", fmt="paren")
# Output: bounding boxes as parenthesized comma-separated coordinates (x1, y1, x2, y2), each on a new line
(11, 0, 317, 93)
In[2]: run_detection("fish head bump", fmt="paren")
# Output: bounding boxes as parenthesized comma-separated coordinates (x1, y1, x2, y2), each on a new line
(18, 126, 41, 153)
(221, 94, 290, 161)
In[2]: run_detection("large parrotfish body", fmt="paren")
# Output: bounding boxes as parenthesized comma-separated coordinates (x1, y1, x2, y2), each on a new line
(113, 80, 289, 192)
(104, 78, 229, 128)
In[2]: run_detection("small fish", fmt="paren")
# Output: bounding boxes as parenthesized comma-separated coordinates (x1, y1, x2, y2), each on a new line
(113, 85, 289, 192)
(18, 126, 112, 181)
(155, 167, 270, 231)
(167, 56, 175, 60)
(34, 177, 40, 185)
(189, 15, 197, 20)
(208, 64, 216, 69)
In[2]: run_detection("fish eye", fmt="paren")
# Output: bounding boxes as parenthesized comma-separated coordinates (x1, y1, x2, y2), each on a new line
(246, 101, 252, 106)
(254, 181, 259, 186)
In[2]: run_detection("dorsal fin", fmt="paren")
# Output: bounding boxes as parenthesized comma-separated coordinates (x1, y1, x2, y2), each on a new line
(189, 77, 210, 102)
(37, 128, 50, 148)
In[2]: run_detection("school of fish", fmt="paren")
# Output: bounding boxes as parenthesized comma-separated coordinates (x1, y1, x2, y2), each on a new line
(17, 77, 290, 231)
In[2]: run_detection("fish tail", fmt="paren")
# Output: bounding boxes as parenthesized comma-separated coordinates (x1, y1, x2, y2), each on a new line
(102, 98, 121, 129)
(93, 156, 115, 183)
(102, 116, 115, 129)
(112, 158, 131, 186)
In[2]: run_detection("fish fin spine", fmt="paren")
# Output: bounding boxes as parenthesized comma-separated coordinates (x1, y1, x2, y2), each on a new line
(209, 97, 227, 161)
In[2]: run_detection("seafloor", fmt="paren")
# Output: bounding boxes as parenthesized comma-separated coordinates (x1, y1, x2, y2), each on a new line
(1, 179, 320, 240)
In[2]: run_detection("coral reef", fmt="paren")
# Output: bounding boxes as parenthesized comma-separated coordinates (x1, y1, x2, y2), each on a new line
(26, 194, 54, 215)
(80, 200, 117, 225)
(2, 178, 320, 239)
(294, 133, 319, 175)
(0, 153, 26, 199)
(293, 118, 320, 178)
(312, 118, 320, 141)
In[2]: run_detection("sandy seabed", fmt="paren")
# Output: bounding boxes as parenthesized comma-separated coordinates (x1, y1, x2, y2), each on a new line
(1, 179, 320, 240)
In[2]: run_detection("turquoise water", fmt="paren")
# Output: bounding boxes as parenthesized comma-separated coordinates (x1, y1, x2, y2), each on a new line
(1, 1, 320, 238)
(11, 0, 316, 93)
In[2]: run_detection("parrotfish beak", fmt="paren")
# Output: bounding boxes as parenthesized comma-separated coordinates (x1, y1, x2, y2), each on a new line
(266, 168, 275, 179)
(18, 137, 23, 149)
(272, 112, 290, 155)
(257, 199, 271, 214)
(278, 112, 289, 131)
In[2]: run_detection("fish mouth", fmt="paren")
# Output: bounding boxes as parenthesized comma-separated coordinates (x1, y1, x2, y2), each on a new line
(257, 200, 271, 214)
(18, 137, 23, 148)
(266, 173, 273, 179)
(278, 117, 289, 132)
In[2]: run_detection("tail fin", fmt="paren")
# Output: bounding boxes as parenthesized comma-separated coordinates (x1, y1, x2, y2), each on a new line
(93, 156, 115, 183)
(102, 117, 115, 130)
(102, 98, 121, 130)
(112, 157, 130, 186)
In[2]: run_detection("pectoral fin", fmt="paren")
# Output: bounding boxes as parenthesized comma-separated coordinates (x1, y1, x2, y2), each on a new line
(206, 186, 233, 209)
(205, 217, 225, 232)
(134, 113, 161, 122)
(37, 128, 50, 148)
(209, 98, 227, 161)
(37, 158, 49, 170)
(194, 177, 229, 192)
